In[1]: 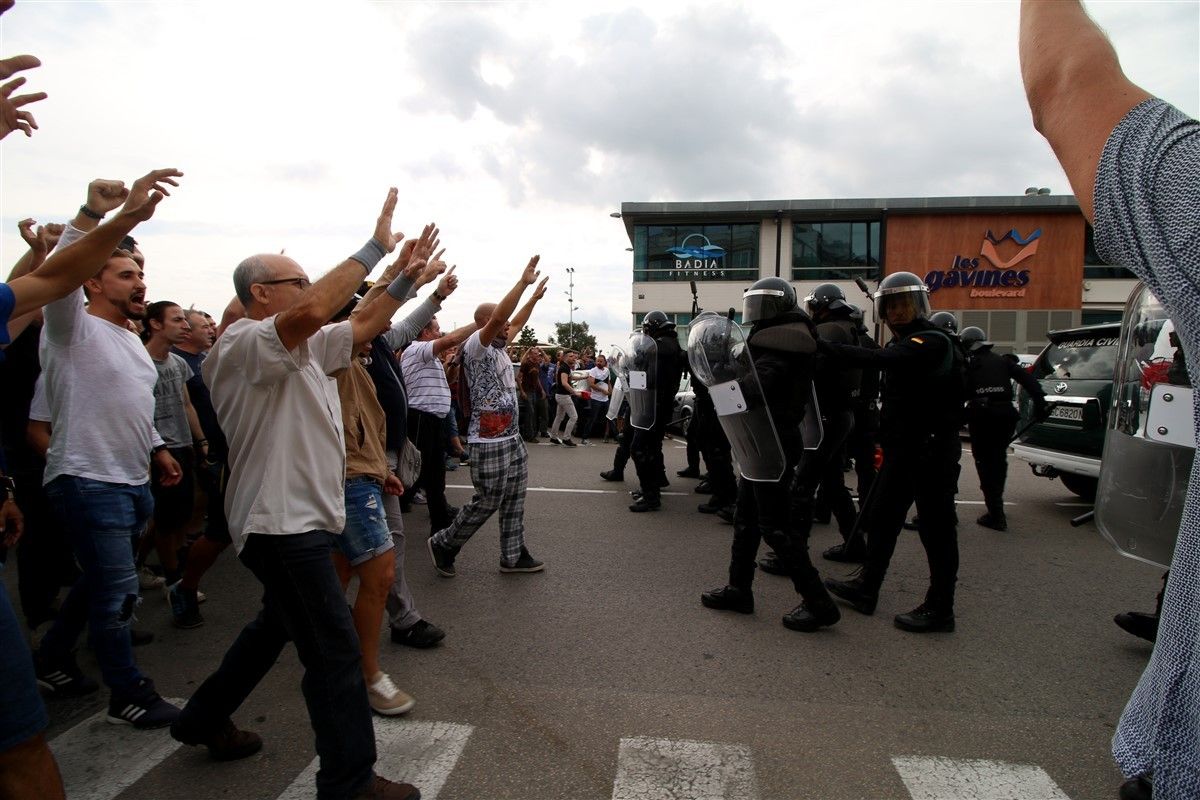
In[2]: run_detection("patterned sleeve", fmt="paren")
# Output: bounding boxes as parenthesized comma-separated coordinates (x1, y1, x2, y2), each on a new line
(1093, 99, 1200, 305)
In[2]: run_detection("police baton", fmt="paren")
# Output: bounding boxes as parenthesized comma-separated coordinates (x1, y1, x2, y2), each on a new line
(844, 459, 884, 550)
(1007, 401, 1059, 446)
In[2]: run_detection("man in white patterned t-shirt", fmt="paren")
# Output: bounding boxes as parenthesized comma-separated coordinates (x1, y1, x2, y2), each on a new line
(427, 257, 549, 577)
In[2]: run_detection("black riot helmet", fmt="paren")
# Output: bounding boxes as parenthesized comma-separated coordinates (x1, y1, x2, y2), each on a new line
(642, 310, 676, 337)
(929, 311, 959, 334)
(874, 271, 931, 331)
(959, 326, 993, 352)
(803, 283, 850, 318)
(742, 277, 798, 325)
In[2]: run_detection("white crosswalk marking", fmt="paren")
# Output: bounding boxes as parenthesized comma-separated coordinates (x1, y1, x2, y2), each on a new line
(612, 736, 759, 800)
(892, 756, 1071, 799)
(50, 699, 185, 800)
(275, 718, 474, 800)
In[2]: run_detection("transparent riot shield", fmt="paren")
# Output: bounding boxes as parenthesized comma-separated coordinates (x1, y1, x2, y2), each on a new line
(1095, 283, 1194, 569)
(607, 347, 626, 421)
(625, 333, 658, 430)
(687, 315, 786, 482)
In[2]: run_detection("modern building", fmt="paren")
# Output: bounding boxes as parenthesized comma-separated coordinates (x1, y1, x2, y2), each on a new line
(617, 194, 1136, 354)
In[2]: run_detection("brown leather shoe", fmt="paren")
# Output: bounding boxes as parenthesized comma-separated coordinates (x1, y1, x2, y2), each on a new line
(171, 718, 262, 761)
(354, 776, 421, 799)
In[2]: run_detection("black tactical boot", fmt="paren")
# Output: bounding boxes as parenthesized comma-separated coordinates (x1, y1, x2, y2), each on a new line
(976, 512, 1007, 532)
(700, 585, 754, 614)
(629, 494, 662, 512)
(600, 469, 624, 482)
(757, 553, 788, 576)
(822, 540, 866, 563)
(894, 603, 955, 633)
(1114, 611, 1158, 643)
(782, 598, 841, 632)
(824, 575, 879, 615)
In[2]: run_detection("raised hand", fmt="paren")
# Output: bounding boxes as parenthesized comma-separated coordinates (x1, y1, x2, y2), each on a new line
(0, 75, 44, 140)
(0, 52, 39, 81)
(521, 255, 541, 285)
(413, 258, 445, 286)
(437, 264, 459, 297)
(118, 168, 183, 223)
(86, 179, 130, 215)
(17, 217, 44, 256)
(372, 188, 403, 253)
(530, 275, 549, 301)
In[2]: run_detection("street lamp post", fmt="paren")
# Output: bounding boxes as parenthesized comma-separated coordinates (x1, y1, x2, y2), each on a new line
(565, 267, 577, 349)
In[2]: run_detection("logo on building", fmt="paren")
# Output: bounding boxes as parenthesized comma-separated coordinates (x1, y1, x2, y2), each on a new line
(924, 228, 1042, 298)
(666, 234, 727, 279)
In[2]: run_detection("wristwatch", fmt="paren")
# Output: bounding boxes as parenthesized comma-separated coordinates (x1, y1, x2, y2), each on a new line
(0, 475, 15, 504)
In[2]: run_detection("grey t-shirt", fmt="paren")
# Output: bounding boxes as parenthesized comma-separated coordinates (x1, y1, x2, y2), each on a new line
(152, 352, 193, 448)
(1095, 98, 1200, 793)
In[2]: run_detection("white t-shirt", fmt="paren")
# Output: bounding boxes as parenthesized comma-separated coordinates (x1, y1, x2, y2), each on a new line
(461, 332, 520, 444)
(588, 366, 611, 402)
(38, 224, 163, 485)
(203, 316, 353, 552)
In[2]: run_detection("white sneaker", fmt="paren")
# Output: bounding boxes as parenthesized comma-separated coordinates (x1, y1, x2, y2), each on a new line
(367, 672, 415, 716)
(138, 567, 165, 590)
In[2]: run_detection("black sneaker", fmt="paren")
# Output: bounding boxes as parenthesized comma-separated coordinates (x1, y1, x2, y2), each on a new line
(107, 678, 180, 728)
(677, 467, 701, 478)
(167, 582, 205, 630)
(561, 439, 578, 448)
(428, 538, 458, 578)
(1114, 611, 1158, 643)
(700, 585, 754, 614)
(976, 512, 1008, 532)
(824, 576, 878, 615)
(500, 547, 544, 573)
(757, 553, 788, 576)
(822, 541, 867, 563)
(171, 717, 263, 761)
(894, 603, 955, 633)
(600, 469, 624, 482)
(549, 437, 563, 446)
(35, 653, 99, 698)
(695, 480, 714, 495)
(391, 619, 447, 648)
(1119, 775, 1153, 800)
(782, 601, 841, 632)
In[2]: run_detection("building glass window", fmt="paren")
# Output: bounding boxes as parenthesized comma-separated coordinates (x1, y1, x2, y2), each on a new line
(1083, 224, 1137, 279)
(791, 220, 881, 281)
(633, 224, 759, 282)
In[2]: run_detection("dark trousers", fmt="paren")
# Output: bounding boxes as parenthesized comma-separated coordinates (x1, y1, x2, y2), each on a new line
(728, 453, 829, 606)
(847, 408, 879, 506)
(519, 395, 536, 440)
(584, 400, 609, 439)
(178, 532, 375, 800)
(408, 408, 454, 535)
(862, 432, 962, 611)
(694, 402, 737, 503)
(794, 410, 858, 537)
(967, 409, 1017, 519)
(631, 421, 667, 500)
(12, 469, 78, 628)
(611, 414, 633, 474)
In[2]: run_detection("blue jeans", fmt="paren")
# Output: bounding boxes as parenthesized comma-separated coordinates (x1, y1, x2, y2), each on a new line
(38, 476, 153, 692)
(177, 532, 375, 800)
(0, 564, 48, 751)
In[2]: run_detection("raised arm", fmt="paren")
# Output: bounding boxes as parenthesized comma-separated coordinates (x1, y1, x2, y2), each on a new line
(479, 256, 540, 347)
(432, 321, 480, 357)
(508, 275, 549, 335)
(7, 170, 180, 318)
(1019, 0, 1152, 222)
(274, 188, 404, 351)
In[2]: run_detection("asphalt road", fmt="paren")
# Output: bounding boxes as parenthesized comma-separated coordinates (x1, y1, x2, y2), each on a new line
(20, 436, 1161, 800)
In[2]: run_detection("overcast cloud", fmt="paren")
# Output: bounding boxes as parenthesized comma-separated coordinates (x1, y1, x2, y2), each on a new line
(0, 1, 1195, 351)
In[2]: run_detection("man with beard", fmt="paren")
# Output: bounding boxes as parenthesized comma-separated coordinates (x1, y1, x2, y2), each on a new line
(32, 171, 187, 729)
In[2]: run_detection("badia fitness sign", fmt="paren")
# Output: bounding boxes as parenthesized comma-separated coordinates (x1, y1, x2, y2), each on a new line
(924, 228, 1041, 298)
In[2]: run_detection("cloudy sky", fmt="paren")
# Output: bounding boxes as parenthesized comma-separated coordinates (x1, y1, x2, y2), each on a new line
(0, 0, 1196, 350)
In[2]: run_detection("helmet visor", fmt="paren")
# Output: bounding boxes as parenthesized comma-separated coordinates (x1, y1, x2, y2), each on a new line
(876, 289, 930, 328)
(743, 288, 787, 325)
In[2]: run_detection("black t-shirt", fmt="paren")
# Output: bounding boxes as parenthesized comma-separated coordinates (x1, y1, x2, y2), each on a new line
(553, 362, 573, 395)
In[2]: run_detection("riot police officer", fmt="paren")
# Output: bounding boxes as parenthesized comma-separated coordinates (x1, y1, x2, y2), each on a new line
(960, 326, 1047, 531)
(819, 271, 965, 633)
(930, 311, 959, 335)
(628, 311, 686, 512)
(697, 278, 840, 632)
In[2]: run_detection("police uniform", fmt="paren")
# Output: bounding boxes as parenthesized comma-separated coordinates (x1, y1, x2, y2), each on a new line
(820, 272, 965, 633)
(960, 327, 1046, 531)
(699, 280, 839, 632)
(629, 314, 686, 512)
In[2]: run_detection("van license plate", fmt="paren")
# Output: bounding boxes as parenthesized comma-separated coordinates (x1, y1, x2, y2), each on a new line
(1050, 406, 1084, 421)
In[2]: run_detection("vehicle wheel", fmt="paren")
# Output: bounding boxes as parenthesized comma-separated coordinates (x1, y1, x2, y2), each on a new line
(1059, 472, 1098, 501)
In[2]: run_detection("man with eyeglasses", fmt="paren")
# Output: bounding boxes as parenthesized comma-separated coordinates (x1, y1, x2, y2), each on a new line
(170, 189, 425, 800)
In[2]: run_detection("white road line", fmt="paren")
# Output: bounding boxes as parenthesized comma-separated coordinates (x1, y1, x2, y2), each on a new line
(51, 698, 185, 800)
(446, 484, 692, 497)
(612, 736, 759, 800)
(892, 756, 1071, 800)
(276, 718, 473, 800)
(954, 500, 1014, 506)
(1055, 502, 1093, 508)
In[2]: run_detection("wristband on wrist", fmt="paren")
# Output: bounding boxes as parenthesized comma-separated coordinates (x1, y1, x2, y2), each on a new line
(385, 273, 415, 301)
(349, 239, 387, 272)
(79, 205, 105, 220)
(432, 291, 447, 303)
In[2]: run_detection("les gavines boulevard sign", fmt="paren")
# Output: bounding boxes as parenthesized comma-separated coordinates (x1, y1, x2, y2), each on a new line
(924, 228, 1041, 298)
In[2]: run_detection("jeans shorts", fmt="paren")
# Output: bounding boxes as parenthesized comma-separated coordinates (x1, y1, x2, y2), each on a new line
(337, 477, 395, 566)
